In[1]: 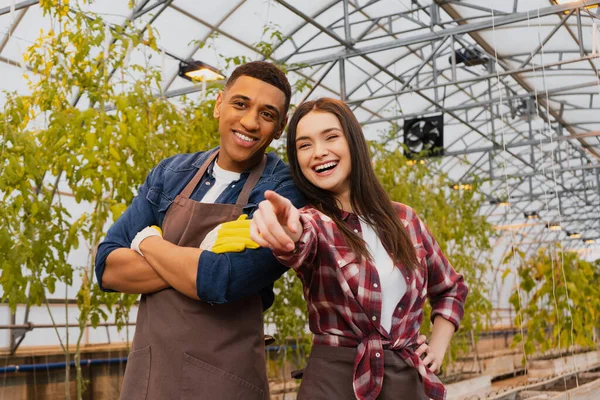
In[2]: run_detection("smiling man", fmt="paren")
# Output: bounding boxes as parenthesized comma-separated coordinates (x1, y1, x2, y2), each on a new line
(94, 62, 304, 400)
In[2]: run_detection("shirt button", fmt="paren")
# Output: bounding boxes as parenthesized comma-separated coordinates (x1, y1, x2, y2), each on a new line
(232, 184, 235, 188)
(372, 316, 377, 321)
(205, 182, 211, 186)
(353, 229, 358, 233)
(373, 283, 378, 288)
(375, 352, 381, 358)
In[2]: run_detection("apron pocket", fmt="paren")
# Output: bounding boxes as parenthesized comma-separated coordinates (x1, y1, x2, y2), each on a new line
(181, 353, 264, 400)
(120, 346, 151, 400)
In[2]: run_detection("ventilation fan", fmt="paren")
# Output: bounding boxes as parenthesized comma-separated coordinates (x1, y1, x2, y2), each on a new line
(403, 114, 444, 159)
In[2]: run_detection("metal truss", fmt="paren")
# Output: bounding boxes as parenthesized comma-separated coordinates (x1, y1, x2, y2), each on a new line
(261, 0, 600, 251)
(119, 0, 600, 250)
(0, 0, 598, 251)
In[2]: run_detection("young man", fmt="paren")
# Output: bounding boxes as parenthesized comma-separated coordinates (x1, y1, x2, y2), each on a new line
(95, 62, 304, 400)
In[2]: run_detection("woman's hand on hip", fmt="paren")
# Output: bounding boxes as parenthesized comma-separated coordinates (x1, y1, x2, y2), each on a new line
(415, 334, 443, 374)
(250, 190, 302, 253)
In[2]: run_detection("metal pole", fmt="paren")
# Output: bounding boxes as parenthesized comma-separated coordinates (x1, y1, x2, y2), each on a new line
(339, 58, 347, 101)
(0, 322, 136, 330)
(450, 35, 457, 81)
(577, 7, 585, 57)
(0, 0, 38, 16)
(342, 0, 351, 44)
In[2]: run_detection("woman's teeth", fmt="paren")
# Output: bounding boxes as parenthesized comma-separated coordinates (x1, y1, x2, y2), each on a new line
(234, 131, 254, 142)
(315, 161, 338, 172)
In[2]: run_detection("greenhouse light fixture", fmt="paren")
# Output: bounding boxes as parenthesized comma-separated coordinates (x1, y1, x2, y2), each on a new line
(566, 231, 581, 239)
(406, 160, 426, 166)
(546, 222, 561, 231)
(583, 238, 596, 244)
(490, 198, 510, 207)
(178, 60, 225, 82)
(552, 0, 598, 13)
(524, 211, 540, 220)
(449, 48, 488, 67)
(451, 183, 473, 191)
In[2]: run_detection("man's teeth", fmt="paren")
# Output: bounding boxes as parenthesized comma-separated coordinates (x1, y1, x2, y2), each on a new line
(315, 162, 338, 172)
(234, 131, 254, 142)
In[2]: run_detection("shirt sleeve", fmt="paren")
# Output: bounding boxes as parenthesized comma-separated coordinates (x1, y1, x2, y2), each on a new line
(94, 166, 161, 292)
(195, 179, 308, 304)
(272, 211, 319, 280)
(419, 217, 468, 331)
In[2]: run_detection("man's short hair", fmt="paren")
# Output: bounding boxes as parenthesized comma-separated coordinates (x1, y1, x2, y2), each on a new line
(225, 61, 292, 116)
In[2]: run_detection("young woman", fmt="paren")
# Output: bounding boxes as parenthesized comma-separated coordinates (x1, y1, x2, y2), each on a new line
(250, 98, 468, 400)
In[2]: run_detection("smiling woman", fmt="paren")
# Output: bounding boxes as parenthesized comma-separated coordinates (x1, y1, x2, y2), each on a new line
(295, 112, 352, 203)
(250, 98, 468, 400)
(286, 98, 420, 266)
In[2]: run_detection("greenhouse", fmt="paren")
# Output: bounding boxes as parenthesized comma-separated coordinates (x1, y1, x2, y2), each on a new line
(0, 0, 599, 399)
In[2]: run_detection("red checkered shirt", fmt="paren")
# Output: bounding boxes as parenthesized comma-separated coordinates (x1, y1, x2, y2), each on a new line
(275, 203, 468, 400)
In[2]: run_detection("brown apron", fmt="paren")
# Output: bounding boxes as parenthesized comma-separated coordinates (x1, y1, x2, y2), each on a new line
(297, 345, 429, 400)
(120, 150, 270, 400)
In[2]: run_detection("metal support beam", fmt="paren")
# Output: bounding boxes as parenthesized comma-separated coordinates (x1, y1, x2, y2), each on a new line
(443, 132, 600, 157)
(342, 0, 352, 43)
(577, 7, 585, 57)
(0, 8, 27, 53)
(450, 34, 457, 81)
(460, 163, 600, 183)
(438, 1, 600, 162)
(288, 0, 600, 67)
(398, 36, 449, 92)
(339, 58, 347, 101)
(0, 0, 38, 16)
(348, 59, 598, 108)
(518, 10, 573, 68)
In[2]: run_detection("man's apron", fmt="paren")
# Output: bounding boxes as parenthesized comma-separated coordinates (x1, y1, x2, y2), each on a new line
(120, 150, 270, 400)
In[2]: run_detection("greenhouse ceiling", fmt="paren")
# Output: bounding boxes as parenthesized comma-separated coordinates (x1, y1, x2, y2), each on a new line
(1, 0, 599, 254)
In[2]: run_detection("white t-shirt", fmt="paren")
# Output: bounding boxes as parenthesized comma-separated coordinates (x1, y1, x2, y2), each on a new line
(359, 219, 407, 333)
(200, 161, 241, 204)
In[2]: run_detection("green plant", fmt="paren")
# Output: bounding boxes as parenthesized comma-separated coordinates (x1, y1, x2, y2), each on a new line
(510, 247, 600, 356)
(0, 1, 219, 398)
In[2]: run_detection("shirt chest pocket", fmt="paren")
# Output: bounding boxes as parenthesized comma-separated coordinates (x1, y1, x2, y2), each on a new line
(146, 187, 173, 213)
(330, 246, 362, 295)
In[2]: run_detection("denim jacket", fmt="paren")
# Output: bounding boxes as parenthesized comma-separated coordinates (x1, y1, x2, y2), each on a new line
(95, 147, 305, 309)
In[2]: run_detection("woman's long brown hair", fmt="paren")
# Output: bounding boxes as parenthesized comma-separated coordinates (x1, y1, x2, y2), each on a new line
(286, 98, 419, 270)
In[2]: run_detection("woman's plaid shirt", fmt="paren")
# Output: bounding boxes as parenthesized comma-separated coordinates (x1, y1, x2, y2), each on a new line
(275, 203, 468, 400)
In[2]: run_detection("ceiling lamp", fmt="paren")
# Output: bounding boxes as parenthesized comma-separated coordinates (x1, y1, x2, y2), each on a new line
(566, 231, 582, 239)
(178, 60, 225, 82)
(552, 0, 598, 12)
(449, 48, 488, 67)
(406, 160, 426, 166)
(490, 198, 510, 206)
(583, 238, 596, 244)
(451, 183, 473, 191)
(524, 211, 540, 220)
(546, 222, 562, 231)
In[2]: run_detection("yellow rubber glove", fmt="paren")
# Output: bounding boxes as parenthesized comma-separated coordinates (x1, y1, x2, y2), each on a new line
(200, 214, 260, 254)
